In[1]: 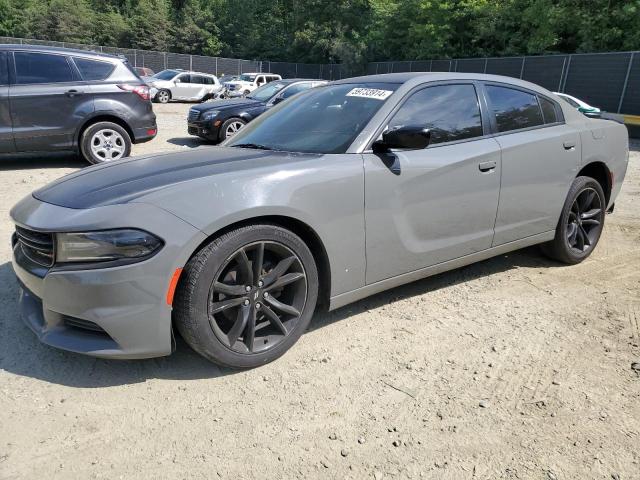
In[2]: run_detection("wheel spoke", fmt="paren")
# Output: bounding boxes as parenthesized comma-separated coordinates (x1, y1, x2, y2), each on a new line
(265, 272, 305, 291)
(213, 281, 248, 296)
(580, 190, 596, 212)
(227, 304, 251, 346)
(579, 225, 591, 246)
(234, 249, 254, 285)
(567, 223, 578, 246)
(582, 219, 600, 227)
(210, 296, 246, 314)
(262, 305, 288, 335)
(265, 295, 300, 317)
(253, 243, 264, 282)
(576, 225, 585, 251)
(581, 208, 601, 220)
(262, 256, 296, 287)
(243, 307, 257, 352)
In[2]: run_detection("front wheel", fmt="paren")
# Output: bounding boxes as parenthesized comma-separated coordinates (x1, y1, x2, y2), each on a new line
(173, 224, 319, 368)
(156, 89, 171, 103)
(542, 176, 606, 264)
(218, 117, 246, 142)
(80, 121, 131, 164)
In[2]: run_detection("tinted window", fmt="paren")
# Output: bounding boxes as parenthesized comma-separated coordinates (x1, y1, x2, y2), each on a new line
(281, 82, 312, 99)
(177, 74, 191, 83)
(191, 76, 205, 84)
(486, 85, 543, 132)
(15, 52, 74, 84)
(388, 84, 483, 145)
(152, 69, 179, 80)
(74, 57, 114, 81)
(226, 82, 400, 154)
(0, 52, 7, 85)
(540, 97, 559, 124)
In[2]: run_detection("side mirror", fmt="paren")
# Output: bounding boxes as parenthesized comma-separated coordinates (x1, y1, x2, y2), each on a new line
(373, 126, 431, 152)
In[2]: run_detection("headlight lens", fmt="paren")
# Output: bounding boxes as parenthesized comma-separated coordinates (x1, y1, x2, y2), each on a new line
(56, 229, 163, 263)
(202, 110, 220, 121)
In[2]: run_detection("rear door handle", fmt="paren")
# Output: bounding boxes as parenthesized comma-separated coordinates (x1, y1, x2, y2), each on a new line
(479, 160, 496, 172)
(563, 141, 576, 150)
(65, 89, 84, 97)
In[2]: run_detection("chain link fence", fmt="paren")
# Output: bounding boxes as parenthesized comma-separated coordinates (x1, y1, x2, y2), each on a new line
(368, 52, 640, 115)
(0, 36, 352, 80)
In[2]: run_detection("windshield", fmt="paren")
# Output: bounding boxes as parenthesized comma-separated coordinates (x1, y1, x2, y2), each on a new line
(152, 69, 179, 80)
(247, 81, 287, 102)
(239, 74, 257, 82)
(226, 83, 400, 154)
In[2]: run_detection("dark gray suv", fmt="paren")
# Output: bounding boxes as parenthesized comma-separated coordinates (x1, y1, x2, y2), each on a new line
(0, 45, 157, 164)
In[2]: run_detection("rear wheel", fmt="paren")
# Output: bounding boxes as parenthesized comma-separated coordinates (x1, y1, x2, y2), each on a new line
(174, 224, 319, 368)
(80, 121, 131, 164)
(542, 176, 606, 264)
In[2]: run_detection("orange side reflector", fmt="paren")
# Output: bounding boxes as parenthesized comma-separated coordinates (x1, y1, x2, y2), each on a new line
(166, 268, 183, 306)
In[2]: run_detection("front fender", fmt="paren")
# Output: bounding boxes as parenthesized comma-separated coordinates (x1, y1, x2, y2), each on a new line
(140, 153, 367, 297)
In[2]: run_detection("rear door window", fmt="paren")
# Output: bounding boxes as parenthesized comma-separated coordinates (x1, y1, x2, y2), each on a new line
(14, 52, 75, 84)
(73, 57, 115, 81)
(388, 83, 484, 145)
(486, 85, 544, 132)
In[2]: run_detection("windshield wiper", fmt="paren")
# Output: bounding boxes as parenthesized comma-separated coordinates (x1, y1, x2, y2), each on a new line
(231, 143, 273, 150)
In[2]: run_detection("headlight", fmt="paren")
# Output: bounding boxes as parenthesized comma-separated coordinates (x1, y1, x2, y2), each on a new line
(202, 110, 220, 121)
(56, 229, 163, 263)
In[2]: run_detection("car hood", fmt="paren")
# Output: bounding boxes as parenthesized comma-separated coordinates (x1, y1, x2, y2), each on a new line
(191, 98, 263, 113)
(33, 148, 317, 210)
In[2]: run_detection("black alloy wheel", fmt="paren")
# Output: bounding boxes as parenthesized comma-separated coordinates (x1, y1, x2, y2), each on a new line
(565, 187, 603, 253)
(208, 241, 307, 354)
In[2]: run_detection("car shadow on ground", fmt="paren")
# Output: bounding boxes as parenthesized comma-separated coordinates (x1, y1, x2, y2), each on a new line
(0, 246, 559, 388)
(166, 137, 214, 148)
(0, 152, 86, 170)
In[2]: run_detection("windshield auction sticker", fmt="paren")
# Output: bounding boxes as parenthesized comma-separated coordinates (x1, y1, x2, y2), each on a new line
(346, 88, 394, 100)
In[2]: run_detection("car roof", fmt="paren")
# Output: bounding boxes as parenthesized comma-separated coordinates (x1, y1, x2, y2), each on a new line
(0, 43, 121, 61)
(334, 72, 553, 94)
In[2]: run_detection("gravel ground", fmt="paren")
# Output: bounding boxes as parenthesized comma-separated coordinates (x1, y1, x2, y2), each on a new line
(0, 104, 639, 480)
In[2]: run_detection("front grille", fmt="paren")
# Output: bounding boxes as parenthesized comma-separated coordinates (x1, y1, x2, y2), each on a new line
(63, 316, 108, 335)
(15, 226, 54, 267)
(188, 110, 200, 122)
(188, 126, 199, 135)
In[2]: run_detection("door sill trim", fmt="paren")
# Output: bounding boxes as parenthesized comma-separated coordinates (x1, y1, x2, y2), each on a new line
(328, 230, 555, 311)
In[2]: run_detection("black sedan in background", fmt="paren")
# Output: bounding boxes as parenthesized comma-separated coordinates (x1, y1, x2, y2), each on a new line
(187, 78, 326, 142)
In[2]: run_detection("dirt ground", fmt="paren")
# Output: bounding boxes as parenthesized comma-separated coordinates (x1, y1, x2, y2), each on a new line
(0, 103, 638, 480)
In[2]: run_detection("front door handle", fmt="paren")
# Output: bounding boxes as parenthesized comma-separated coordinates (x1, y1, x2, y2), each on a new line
(563, 141, 576, 150)
(479, 160, 496, 172)
(65, 89, 84, 97)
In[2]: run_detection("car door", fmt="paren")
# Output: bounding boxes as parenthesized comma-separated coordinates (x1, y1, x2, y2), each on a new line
(172, 74, 198, 100)
(10, 51, 92, 152)
(363, 82, 502, 284)
(483, 83, 581, 245)
(0, 51, 14, 153)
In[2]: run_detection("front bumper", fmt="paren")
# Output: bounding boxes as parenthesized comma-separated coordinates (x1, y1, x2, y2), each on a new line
(188, 119, 220, 141)
(10, 197, 206, 359)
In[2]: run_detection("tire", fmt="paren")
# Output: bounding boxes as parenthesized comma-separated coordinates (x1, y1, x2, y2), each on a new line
(541, 176, 606, 264)
(80, 121, 132, 165)
(218, 117, 246, 142)
(174, 224, 319, 369)
(156, 89, 171, 103)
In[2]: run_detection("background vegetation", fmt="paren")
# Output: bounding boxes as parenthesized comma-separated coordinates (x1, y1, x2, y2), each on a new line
(0, 0, 638, 67)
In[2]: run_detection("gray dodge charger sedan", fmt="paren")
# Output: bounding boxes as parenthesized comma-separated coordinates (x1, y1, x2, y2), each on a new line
(10, 73, 629, 368)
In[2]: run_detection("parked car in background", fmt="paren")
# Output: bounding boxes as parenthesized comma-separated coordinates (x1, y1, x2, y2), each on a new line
(188, 78, 327, 142)
(0, 44, 156, 164)
(554, 92, 602, 118)
(224, 72, 282, 97)
(134, 66, 155, 79)
(147, 69, 222, 103)
(218, 75, 238, 84)
(10, 73, 628, 368)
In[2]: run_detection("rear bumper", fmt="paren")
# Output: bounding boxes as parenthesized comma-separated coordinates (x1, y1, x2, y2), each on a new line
(10, 198, 207, 360)
(132, 124, 158, 144)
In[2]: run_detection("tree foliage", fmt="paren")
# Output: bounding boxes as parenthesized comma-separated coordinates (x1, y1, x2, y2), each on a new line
(0, 0, 638, 63)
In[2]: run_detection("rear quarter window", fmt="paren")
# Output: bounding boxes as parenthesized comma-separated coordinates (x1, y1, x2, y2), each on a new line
(73, 57, 115, 81)
(539, 96, 560, 124)
(486, 85, 544, 132)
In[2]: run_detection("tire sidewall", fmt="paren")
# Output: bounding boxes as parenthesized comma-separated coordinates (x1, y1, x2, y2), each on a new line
(157, 89, 171, 103)
(175, 225, 319, 369)
(80, 122, 132, 165)
(555, 176, 606, 263)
